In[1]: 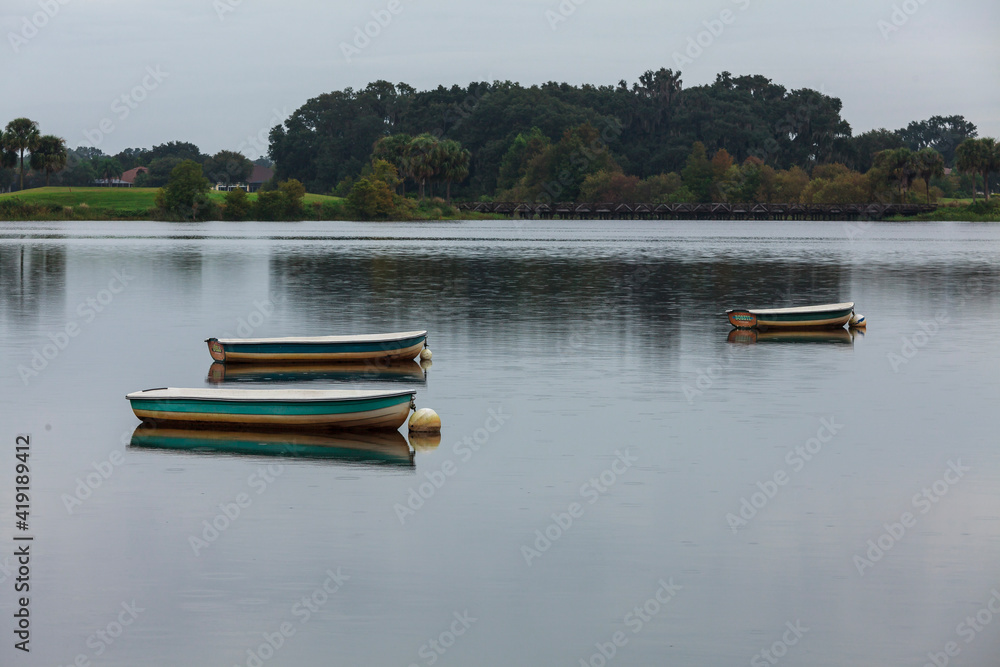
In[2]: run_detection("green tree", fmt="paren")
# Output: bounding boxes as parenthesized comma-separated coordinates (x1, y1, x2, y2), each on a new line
(579, 170, 639, 202)
(681, 142, 713, 203)
(497, 128, 550, 191)
(439, 140, 470, 201)
(710, 149, 736, 201)
(204, 150, 253, 188)
(635, 172, 682, 202)
(372, 134, 413, 194)
(0, 133, 16, 193)
(60, 150, 96, 187)
(29, 135, 68, 186)
(774, 166, 809, 203)
(114, 148, 150, 172)
(155, 160, 213, 220)
(141, 157, 184, 187)
(519, 123, 620, 202)
(97, 157, 123, 186)
(5, 118, 40, 191)
(897, 115, 977, 166)
(407, 134, 440, 199)
(146, 141, 203, 163)
(252, 191, 288, 221)
(222, 188, 251, 220)
(346, 159, 403, 219)
(368, 158, 402, 190)
(850, 129, 905, 172)
(347, 177, 396, 219)
(956, 138, 999, 202)
(872, 148, 917, 201)
(278, 179, 307, 217)
(913, 148, 945, 204)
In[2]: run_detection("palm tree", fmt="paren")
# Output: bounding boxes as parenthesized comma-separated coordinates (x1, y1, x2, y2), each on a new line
(983, 138, 1000, 202)
(98, 158, 123, 187)
(439, 140, 471, 202)
(5, 118, 40, 191)
(914, 148, 945, 204)
(873, 148, 917, 202)
(407, 134, 439, 200)
(955, 138, 997, 202)
(29, 135, 68, 186)
(0, 132, 14, 192)
(956, 139, 980, 201)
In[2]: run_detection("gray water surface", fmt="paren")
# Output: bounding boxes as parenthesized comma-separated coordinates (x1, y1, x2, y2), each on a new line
(1, 220, 999, 666)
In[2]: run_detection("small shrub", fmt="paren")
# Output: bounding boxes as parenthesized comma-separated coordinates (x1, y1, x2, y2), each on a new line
(223, 189, 252, 221)
(252, 190, 289, 221)
(967, 199, 999, 215)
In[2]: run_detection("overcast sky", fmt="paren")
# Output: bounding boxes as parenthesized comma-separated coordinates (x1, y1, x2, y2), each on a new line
(1, 0, 997, 157)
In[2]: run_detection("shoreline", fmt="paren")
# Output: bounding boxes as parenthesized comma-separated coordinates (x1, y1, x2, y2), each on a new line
(0, 213, 994, 223)
(0, 188, 996, 223)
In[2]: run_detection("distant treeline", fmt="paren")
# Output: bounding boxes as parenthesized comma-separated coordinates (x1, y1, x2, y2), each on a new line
(267, 70, 992, 201)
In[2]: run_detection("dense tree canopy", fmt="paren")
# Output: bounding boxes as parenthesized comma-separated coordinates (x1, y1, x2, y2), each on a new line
(266, 70, 983, 201)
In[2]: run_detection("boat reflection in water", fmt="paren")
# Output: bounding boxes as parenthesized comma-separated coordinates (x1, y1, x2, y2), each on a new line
(727, 328, 855, 345)
(129, 424, 414, 467)
(207, 360, 426, 385)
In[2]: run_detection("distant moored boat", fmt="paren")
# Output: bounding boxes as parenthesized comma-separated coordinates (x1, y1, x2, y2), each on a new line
(206, 331, 428, 364)
(726, 302, 856, 330)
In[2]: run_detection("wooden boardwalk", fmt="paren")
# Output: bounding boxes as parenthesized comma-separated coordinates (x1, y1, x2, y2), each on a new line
(456, 202, 935, 221)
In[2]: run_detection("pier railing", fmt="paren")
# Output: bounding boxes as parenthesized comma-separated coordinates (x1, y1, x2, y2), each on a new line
(455, 202, 936, 220)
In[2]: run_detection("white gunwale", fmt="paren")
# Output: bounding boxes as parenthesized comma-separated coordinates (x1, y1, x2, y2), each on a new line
(126, 388, 415, 403)
(208, 330, 427, 345)
(727, 302, 854, 316)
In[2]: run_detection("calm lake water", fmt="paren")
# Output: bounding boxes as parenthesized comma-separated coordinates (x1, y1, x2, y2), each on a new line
(1, 220, 999, 667)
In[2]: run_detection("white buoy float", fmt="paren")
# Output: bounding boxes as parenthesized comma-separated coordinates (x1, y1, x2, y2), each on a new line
(849, 312, 867, 328)
(420, 348, 433, 361)
(409, 408, 441, 434)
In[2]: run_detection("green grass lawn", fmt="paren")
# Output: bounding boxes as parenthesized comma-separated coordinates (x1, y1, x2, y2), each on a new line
(0, 187, 161, 212)
(0, 187, 342, 216)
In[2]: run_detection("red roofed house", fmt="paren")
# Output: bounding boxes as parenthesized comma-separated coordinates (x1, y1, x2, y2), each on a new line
(247, 164, 274, 193)
(214, 164, 275, 193)
(121, 167, 149, 186)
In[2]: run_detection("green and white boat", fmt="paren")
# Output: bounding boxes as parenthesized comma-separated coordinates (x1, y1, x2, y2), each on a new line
(206, 331, 428, 364)
(727, 302, 856, 330)
(126, 387, 416, 431)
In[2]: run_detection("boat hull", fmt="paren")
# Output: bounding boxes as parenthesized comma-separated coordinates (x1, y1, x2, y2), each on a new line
(207, 332, 427, 364)
(727, 303, 855, 330)
(127, 389, 415, 432)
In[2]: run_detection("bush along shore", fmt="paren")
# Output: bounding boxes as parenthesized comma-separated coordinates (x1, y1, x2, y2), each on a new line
(0, 187, 489, 222)
(1, 187, 997, 222)
(887, 199, 1000, 222)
